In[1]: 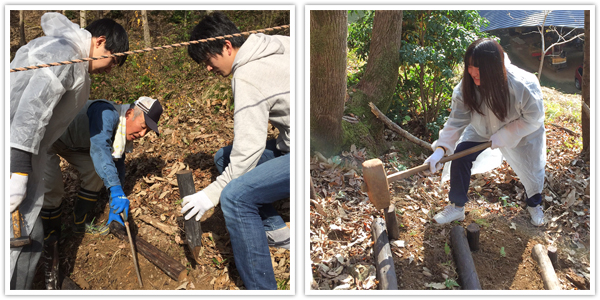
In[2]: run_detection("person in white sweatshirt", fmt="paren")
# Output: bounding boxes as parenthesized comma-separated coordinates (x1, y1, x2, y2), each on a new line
(183, 12, 290, 290)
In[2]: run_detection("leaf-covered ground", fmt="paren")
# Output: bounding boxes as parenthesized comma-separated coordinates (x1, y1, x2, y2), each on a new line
(9, 10, 291, 290)
(310, 87, 590, 291)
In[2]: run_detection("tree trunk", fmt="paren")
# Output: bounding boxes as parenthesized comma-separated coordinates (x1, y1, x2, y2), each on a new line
(309, 10, 347, 156)
(582, 10, 590, 159)
(346, 10, 403, 155)
(96, 10, 102, 20)
(80, 10, 86, 28)
(19, 10, 26, 46)
(142, 10, 151, 48)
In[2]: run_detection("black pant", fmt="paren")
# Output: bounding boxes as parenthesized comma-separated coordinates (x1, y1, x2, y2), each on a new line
(449, 141, 542, 207)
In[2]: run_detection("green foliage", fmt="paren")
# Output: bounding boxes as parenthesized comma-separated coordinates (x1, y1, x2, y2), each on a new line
(500, 247, 506, 257)
(444, 242, 451, 255)
(277, 278, 290, 290)
(347, 10, 493, 141)
(475, 218, 490, 227)
(445, 279, 460, 288)
(347, 11, 374, 61)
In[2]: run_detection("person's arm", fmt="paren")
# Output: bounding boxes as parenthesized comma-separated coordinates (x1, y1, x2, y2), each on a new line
(431, 81, 472, 155)
(202, 78, 270, 205)
(490, 75, 545, 149)
(87, 102, 122, 189)
(10, 40, 80, 155)
(116, 154, 126, 186)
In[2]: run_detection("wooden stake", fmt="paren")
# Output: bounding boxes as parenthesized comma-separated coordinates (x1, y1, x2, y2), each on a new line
(466, 223, 480, 252)
(547, 245, 559, 269)
(384, 204, 400, 240)
(176, 170, 203, 264)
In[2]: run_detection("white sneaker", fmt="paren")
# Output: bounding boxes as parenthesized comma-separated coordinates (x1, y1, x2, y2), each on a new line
(527, 205, 544, 226)
(433, 204, 465, 224)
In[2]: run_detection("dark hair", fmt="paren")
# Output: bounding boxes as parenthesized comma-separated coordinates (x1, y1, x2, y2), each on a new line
(187, 12, 246, 64)
(462, 38, 509, 121)
(85, 18, 129, 67)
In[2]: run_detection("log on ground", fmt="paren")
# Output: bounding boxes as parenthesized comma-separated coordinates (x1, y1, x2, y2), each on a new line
(110, 222, 187, 282)
(371, 217, 398, 290)
(450, 225, 481, 290)
(531, 244, 561, 290)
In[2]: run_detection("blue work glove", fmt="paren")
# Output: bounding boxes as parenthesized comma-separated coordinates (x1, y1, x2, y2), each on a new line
(107, 185, 129, 226)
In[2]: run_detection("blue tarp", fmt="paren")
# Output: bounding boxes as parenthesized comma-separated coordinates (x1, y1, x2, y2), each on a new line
(478, 10, 585, 31)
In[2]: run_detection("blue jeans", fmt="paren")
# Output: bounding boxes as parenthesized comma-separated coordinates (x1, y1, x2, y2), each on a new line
(449, 141, 542, 207)
(215, 140, 289, 290)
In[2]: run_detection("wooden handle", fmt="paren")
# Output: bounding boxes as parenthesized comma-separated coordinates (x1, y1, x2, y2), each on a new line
(12, 209, 21, 238)
(387, 141, 492, 183)
(122, 212, 143, 288)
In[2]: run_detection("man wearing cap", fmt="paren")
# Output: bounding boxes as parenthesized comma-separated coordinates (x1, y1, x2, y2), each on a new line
(40, 96, 162, 289)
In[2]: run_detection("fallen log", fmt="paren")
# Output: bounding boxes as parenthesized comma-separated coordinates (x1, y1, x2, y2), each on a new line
(531, 244, 561, 290)
(384, 204, 400, 241)
(176, 170, 203, 264)
(450, 226, 481, 290)
(110, 222, 187, 282)
(369, 102, 432, 151)
(371, 217, 398, 290)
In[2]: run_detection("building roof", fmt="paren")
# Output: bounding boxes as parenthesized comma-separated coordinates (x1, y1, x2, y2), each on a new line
(479, 10, 585, 32)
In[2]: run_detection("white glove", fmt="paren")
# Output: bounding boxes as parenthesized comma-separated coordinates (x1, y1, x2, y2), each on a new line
(180, 191, 215, 222)
(424, 148, 445, 173)
(10, 173, 28, 213)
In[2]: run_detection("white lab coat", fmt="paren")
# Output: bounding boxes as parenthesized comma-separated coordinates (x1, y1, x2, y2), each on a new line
(433, 57, 546, 198)
(9, 12, 92, 277)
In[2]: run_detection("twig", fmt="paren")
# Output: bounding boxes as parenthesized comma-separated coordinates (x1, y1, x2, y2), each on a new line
(548, 123, 579, 136)
(138, 214, 179, 235)
(368, 102, 432, 150)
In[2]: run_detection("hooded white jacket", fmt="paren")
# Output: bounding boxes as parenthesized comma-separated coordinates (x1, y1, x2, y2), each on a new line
(433, 56, 546, 198)
(203, 33, 291, 205)
(9, 12, 92, 276)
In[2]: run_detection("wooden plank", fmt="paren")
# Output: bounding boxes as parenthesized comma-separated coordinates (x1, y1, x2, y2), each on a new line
(110, 222, 187, 282)
(450, 226, 481, 290)
(371, 217, 398, 290)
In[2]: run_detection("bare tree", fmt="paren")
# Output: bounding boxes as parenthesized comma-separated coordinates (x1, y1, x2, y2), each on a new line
(582, 10, 590, 159)
(345, 10, 403, 154)
(19, 10, 26, 46)
(142, 10, 151, 48)
(310, 10, 347, 155)
(80, 10, 86, 28)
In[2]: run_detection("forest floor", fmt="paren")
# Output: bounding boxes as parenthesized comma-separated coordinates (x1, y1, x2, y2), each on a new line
(309, 87, 590, 291)
(9, 10, 291, 290)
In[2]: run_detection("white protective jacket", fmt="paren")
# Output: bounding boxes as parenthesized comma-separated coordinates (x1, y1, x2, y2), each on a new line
(202, 33, 291, 205)
(9, 12, 92, 276)
(432, 56, 546, 198)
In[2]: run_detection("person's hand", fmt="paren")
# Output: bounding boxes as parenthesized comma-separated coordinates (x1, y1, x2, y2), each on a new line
(181, 191, 214, 222)
(107, 185, 129, 226)
(10, 173, 28, 213)
(424, 148, 445, 173)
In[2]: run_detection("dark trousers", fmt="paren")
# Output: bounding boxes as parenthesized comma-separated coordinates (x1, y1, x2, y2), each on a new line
(449, 141, 542, 207)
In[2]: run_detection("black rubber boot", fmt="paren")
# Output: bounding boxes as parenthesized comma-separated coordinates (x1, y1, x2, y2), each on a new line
(73, 189, 109, 235)
(40, 206, 62, 290)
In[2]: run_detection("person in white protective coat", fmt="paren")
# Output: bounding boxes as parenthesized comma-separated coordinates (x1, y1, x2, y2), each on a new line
(9, 12, 128, 290)
(424, 38, 546, 227)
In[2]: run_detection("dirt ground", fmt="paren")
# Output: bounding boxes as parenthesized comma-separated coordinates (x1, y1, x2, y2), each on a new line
(310, 88, 590, 291)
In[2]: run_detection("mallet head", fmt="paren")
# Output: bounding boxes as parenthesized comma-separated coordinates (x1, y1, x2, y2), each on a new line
(362, 158, 391, 210)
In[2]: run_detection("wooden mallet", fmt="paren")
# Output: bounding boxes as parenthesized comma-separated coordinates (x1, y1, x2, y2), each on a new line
(362, 141, 492, 210)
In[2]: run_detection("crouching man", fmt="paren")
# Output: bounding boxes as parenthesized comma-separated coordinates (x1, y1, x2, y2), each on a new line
(41, 97, 163, 289)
